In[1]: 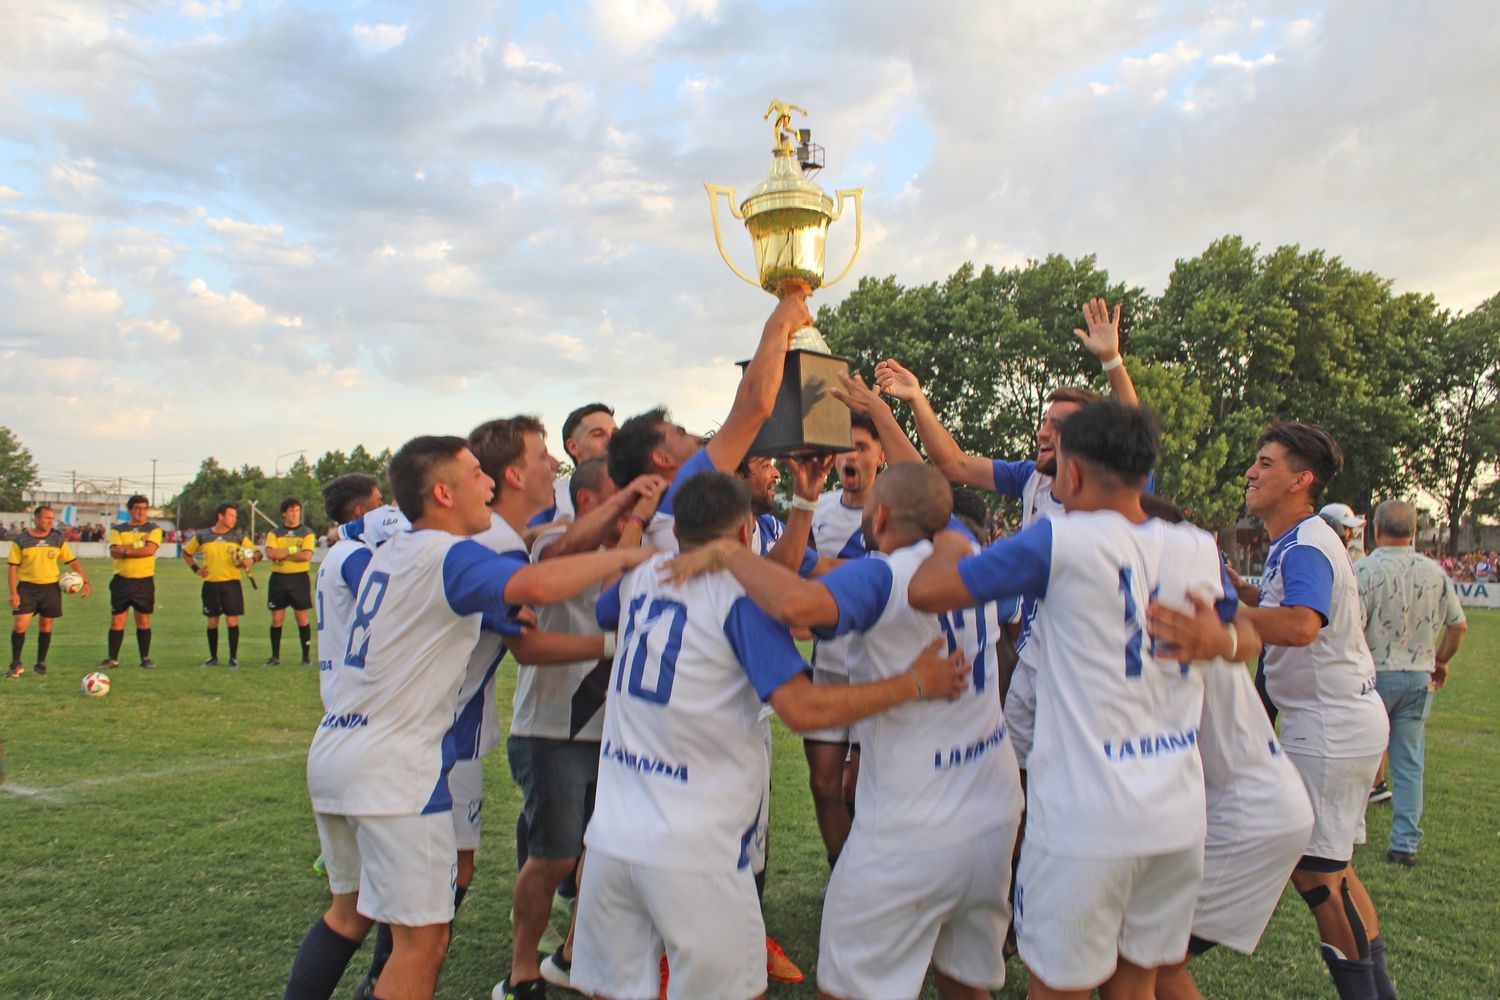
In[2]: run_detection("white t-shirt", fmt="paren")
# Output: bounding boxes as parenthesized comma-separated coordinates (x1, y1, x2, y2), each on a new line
(991, 458, 1064, 530)
(1259, 515, 1388, 758)
(586, 553, 808, 873)
(958, 511, 1227, 858)
(338, 503, 411, 548)
(307, 528, 523, 816)
(749, 513, 819, 576)
(642, 448, 719, 555)
(512, 524, 610, 742)
(313, 538, 373, 711)
(451, 512, 529, 762)
(810, 488, 868, 677)
(817, 540, 1024, 852)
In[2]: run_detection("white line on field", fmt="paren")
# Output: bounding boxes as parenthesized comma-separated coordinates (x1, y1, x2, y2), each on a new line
(1, 750, 303, 803)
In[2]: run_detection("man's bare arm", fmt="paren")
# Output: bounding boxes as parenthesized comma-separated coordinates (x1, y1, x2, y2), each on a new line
(764, 455, 832, 572)
(873, 360, 996, 490)
(828, 372, 923, 465)
(1235, 604, 1322, 647)
(1073, 297, 1138, 405)
(770, 639, 967, 732)
(505, 628, 607, 666)
(706, 285, 812, 473)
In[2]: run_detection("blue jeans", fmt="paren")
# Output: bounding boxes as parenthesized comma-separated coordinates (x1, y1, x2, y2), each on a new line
(1376, 671, 1434, 853)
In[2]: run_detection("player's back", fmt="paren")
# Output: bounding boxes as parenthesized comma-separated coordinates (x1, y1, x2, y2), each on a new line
(589, 552, 802, 874)
(450, 512, 527, 762)
(313, 538, 372, 710)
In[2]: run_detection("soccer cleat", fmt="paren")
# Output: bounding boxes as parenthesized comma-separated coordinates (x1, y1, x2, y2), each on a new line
(32, 662, 47, 676)
(263, 656, 280, 667)
(1369, 781, 1392, 804)
(201, 657, 219, 668)
(491, 977, 546, 1000)
(538, 947, 571, 988)
(1386, 849, 1417, 868)
(99, 658, 119, 669)
(766, 936, 803, 984)
(301, 656, 312, 667)
(5, 664, 22, 679)
(140, 658, 157, 670)
(228, 658, 240, 669)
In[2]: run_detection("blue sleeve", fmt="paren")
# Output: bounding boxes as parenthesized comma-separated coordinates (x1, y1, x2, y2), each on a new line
(991, 459, 1036, 498)
(596, 581, 623, 631)
(812, 558, 894, 639)
(658, 448, 717, 517)
(441, 539, 525, 617)
(480, 609, 526, 636)
(956, 519, 1053, 603)
(338, 517, 364, 543)
(340, 546, 373, 594)
(1215, 555, 1238, 623)
(527, 505, 557, 528)
(723, 596, 811, 701)
(945, 515, 979, 546)
(1145, 471, 1157, 496)
(1279, 545, 1333, 626)
(797, 546, 819, 578)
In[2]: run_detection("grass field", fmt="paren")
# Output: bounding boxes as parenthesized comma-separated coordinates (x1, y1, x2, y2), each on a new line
(2, 558, 1497, 999)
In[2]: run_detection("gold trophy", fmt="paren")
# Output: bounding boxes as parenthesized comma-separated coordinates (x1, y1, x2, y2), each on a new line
(706, 101, 863, 456)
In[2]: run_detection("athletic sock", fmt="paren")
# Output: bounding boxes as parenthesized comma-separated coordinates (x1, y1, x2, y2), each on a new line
(367, 924, 394, 984)
(1369, 936, 1397, 1000)
(270, 625, 283, 658)
(1321, 945, 1379, 1000)
(207, 628, 220, 660)
(283, 917, 362, 1000)
(137, 628, 152, 659)
(36, 631, 51, 663)
(228, 625, 240, 660)
(299, 623, 312, 661)
(12, 631, 25, 663)
(108, 628, 125, 661)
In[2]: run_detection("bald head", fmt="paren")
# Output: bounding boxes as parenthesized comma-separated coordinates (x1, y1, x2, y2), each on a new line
(871, 463, 953, 543)
(1374, 499, 1417, 544)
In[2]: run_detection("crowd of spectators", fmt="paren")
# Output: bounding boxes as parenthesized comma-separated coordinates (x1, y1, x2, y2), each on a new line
(1435, 550, 1497, 582)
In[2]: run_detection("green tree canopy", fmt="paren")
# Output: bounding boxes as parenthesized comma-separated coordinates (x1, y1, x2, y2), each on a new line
(0, 427, 40, 510)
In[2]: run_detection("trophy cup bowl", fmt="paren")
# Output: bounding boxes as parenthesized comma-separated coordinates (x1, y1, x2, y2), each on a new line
(706, 101, 863, 456)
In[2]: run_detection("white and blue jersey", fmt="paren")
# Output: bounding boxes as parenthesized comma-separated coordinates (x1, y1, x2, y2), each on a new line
(749, 513, 819, 577)
(306, 528, 524, 817)
(644, 448, 718, 555)
(816, 540, 1024, 852)
(339, 503, 411, 548)
(956, 511, 1228, 858)
(527, 475, 575, 529)
(587, 552, 808, 874)
(313, 538, 373, 710)
(451, 513, 529, 763)
(1258, 515, 1387, 758)
(811, 488, 868, 677)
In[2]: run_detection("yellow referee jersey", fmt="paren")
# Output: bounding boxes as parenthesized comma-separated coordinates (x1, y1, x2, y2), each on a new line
(183, 527, 256, 582)
(8, 531, 76, 585)
(266, 524, 316, 574)
(110, 521, 163, 579)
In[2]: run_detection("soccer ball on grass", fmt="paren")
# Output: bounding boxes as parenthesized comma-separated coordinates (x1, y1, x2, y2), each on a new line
(81, 672, 111, 697)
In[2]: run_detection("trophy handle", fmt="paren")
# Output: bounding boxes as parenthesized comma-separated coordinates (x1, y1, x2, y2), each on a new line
(704, 183, 762, 288)
(822, 187, 864, 287)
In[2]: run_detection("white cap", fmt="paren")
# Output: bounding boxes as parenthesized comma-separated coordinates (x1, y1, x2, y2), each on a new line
(1319, 502, 1365, 529)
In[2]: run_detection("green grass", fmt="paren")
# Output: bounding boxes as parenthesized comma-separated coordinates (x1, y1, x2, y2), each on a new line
(2, 559, 1497, 998)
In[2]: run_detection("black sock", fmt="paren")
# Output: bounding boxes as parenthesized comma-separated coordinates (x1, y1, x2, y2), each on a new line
(207, 628, 219, 660)
(270, 625, 283, 658)
(36, 631, 51, 663)
(11, 631, 24, 663)
(137, 628, 152, 659)
(1322, 947, 1379, 1000)
(1369, 936, 1397, 1000)
(299, 623, 312, 661)
(228, 625, 240, 659)
(283, 917, 362, 1000)
(108, 628, 125, 661)
(754, 868, 767, 905)
(367, 924, 394, 983)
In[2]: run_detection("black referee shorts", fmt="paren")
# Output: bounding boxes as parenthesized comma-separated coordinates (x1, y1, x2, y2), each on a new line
(201, 580, 245, 618)
(14, 581, 62, 619)
(267, 573, 312, 612)
(110, 575, 156, 615)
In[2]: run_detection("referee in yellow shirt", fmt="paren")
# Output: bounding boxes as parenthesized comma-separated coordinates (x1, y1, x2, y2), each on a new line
(181, 503, 259, 668)
(263, 497, 316, 666)
(7, 505, 90, 679)
(103, 495, 163, 670)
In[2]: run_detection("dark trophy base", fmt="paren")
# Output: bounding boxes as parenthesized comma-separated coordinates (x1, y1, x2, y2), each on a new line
(737, 348, 853, 458)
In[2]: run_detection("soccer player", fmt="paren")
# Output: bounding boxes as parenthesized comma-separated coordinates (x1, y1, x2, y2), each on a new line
(569, 470, 969, 1000)
(1234, 423, 1395, 1000)
(7, 505, 90, 679)
(102, 495, 161, 670)
(313, 474, 383, 709)
(182, 503, 259, 668)
(529, 402, 617, 526)
(908, 401, 1250, 1000)
(283, 435, 655, 1000)
(265, 497, 318, 666)
(605, 286, 811, 554)
(666, 463, 1025, 1000)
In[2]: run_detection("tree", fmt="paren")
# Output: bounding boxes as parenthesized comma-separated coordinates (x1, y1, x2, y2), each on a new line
(0, 427, 39, 510)
(164, 445, 393, 533)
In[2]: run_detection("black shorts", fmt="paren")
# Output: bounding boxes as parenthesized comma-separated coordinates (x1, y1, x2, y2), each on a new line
(267, 573, 313, 612)
(14, 581, 62, 618)
(110, 575, 156, 615)
(201, 580, 245, 617)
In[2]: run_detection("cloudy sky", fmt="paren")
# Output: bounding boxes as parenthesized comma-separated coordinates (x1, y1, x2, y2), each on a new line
(2, 0, 1496, 499)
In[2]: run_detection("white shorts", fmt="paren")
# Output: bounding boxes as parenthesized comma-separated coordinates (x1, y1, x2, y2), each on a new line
(447, 758, 485, 851)
(1004, 658, 1037, 767)
(819, 823, 1019, 998)
(571, 852, 765, 1000)
(802, 666, 853, 745)
(1193, 824, 1311, 953)
(1286, 751, 1381, 862)
(314, 811, 458, 926)
(1015, 842, 1202, 991)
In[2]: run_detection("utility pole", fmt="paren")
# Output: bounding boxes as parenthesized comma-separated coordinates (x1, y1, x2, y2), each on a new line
(151, 459, 158, 508)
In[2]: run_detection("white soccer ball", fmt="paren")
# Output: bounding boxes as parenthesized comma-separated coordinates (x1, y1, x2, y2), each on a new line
(81, 671, 111, 697)
(60, 571, 85, 595)
(241, 550, 258, 567)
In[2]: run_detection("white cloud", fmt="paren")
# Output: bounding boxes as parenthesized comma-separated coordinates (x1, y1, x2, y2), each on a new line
(352, 22, 409, 54)
(180, 0, 241, 19)
(0, 188, 23, 202)
(184, 277, 300, 328)
(1212, 52, 1278, 71)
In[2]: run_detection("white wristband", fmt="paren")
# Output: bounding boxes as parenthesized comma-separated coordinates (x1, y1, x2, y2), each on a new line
(602, 632, 616, 659)
(1100, 354, 1124, 372)
(790, 496, 818, 512)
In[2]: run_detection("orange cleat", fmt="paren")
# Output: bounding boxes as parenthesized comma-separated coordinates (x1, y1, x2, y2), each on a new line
(766, 936, 804, 984)
(658, 953, 669, 1000)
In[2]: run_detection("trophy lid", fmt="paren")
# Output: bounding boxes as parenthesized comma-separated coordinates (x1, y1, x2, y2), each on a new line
(740, 101, 833, 222)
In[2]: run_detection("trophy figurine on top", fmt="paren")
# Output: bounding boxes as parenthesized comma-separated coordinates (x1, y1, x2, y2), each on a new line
(706, 101, 864, 457)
